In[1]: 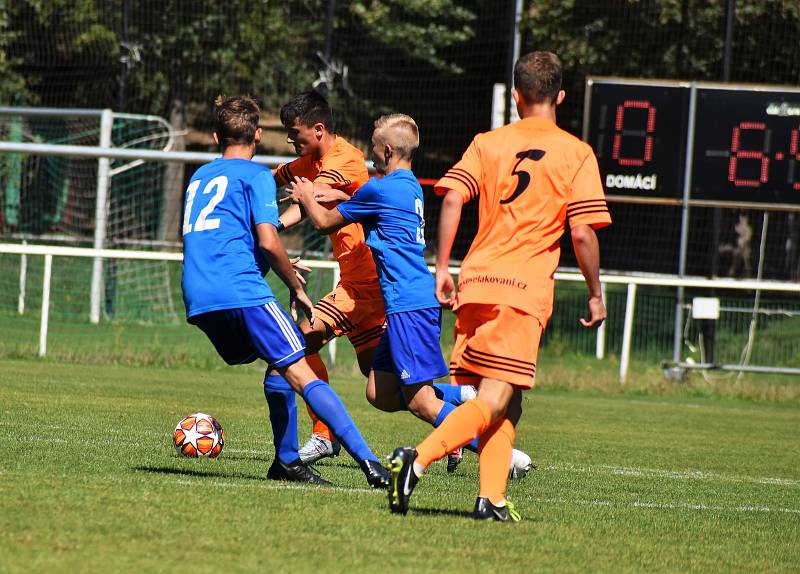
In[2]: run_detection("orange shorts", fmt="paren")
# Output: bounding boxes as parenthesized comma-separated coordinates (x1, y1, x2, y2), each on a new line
(314, 281, 386, 353)
(450, 303, 542, 389)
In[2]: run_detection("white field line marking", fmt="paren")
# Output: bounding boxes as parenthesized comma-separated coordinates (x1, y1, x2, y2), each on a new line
(539, 497, 800, 515)
(173, 478, 379, 495)
(546, 463, 800, 487)
(9, 431, 799, 489)
(7, 431, 271, 455)
(222, 447, 271, 456)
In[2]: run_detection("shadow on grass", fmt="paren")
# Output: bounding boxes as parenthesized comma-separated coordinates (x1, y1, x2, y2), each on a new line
(133, 464, 263, 481)
(133, 464, 384, 493)
(411, 506, 540, 522)
(409, 507, 474, 519)
(212, 453, 271, 463)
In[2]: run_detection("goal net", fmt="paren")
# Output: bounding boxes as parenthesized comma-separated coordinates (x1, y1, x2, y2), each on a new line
(0, 108, 183, 322)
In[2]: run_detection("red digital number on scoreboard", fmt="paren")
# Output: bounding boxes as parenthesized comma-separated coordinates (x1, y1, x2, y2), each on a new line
(612, 100, 656, 167)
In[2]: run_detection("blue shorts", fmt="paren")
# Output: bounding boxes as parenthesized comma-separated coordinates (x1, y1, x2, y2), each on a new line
(189, 301, 305, 370)
(372, 307, 449, 385)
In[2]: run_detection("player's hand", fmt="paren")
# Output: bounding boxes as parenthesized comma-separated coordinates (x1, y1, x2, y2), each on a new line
(289, 256, 310, 286)
(290, 287, 315, 325)
(435, 268, 456, 308)
(285, 176, 314, 204)
(579, 295, 606, 329)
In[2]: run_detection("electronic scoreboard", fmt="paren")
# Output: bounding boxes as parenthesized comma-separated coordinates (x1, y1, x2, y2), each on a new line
(584, 78, 800, 207)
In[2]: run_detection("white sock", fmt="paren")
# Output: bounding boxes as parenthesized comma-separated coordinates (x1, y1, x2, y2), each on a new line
(460, 385, 477, 402)
(412, 461, 426, 478)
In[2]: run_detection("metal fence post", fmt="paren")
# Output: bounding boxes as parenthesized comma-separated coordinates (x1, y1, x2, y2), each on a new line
(38, 254, 53, 357)
(596, 282, 607, 359)
(620, 282, 637, 384)
(673, 84, 697, 361)
(89, 108, 113, 324)
(18, 240, 27, 315)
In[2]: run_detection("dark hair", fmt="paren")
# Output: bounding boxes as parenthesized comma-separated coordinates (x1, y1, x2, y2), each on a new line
(214, 95, 260, 148)
(513, 51, 562, 105)
(279, 90, 335, 132)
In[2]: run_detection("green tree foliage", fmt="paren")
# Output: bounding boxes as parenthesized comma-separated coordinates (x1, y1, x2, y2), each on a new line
(522, 0, 800, 133)
(333, 0, 476, 133)
(2, 0, 478, 127)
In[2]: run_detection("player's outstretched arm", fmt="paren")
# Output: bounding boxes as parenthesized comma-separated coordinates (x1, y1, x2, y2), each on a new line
(276, 203, 304, 232)
(311, 183, 350, 205)
(435, 188, 464, 308)
(288, 177, 348, 234)
(255, 222, 314, 322)
(571, 224, 606, 328)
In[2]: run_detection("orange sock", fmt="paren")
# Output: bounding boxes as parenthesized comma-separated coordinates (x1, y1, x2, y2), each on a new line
(478, 417, 515, 505)
(304, 353, 333, 442)
(415, 398, 492, 468)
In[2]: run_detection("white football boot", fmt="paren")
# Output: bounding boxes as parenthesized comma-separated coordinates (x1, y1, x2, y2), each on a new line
(298, 434, 341, 464)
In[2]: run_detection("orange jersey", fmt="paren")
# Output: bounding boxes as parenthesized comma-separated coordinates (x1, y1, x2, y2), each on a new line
(435, 117, 611, 324)
(275, 137, 376, 284)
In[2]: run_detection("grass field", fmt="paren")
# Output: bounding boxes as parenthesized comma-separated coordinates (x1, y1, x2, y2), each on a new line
(2, 358, 798, 573)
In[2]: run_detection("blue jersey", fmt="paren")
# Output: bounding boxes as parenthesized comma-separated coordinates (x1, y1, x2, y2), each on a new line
(336, 169, 437, 314)
(181, 158, 279, 318)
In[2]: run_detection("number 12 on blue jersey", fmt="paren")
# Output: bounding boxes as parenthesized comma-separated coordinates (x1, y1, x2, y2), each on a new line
(183, 176, 229, 235)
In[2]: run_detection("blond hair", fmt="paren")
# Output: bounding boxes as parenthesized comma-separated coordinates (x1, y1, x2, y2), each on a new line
(374, 113, 419, 160)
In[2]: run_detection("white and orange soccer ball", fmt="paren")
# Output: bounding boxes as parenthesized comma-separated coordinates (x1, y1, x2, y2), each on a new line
(173, 412, 224, 458)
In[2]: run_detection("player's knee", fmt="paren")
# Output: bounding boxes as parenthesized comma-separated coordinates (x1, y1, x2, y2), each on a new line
(405, 386, 439, 423)
(365, 387, 399, 412)
(480, 395, 511, 423)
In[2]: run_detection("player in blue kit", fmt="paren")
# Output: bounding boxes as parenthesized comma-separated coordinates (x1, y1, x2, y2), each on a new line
(287, 114, 469, 435)
(180, 95, 389, 489)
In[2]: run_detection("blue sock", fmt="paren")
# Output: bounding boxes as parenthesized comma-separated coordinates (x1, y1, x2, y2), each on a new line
(302, 380, 376, 462)
(263, 374, 299, 464)
(433, 401, 456, 427)
(433, 383, 463, 405)
(433, 401, 479, 450)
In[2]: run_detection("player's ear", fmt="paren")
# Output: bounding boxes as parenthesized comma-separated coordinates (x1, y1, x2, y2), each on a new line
(254, 127, 262, 145)
(313, 122, 325, 139)
(212, 132, 220, 146)
(555, 90, 566, 106)
(511, 88, 522, 106)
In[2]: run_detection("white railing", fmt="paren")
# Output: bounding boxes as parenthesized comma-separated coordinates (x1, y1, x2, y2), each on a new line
(2, 242, 800, 381)
(0, 109, 296, 326)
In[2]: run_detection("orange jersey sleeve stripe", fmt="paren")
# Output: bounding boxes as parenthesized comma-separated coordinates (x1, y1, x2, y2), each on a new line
(275, 163, 294, 186)
(437, 168, 480, 200)
(317, 168, 353, 188)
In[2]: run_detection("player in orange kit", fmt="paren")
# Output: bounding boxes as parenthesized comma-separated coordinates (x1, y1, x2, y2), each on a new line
(264, 91, 384, 464)
(388, 51, 611, 521)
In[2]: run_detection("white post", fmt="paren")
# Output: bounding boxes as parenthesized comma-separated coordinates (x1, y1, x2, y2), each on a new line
(327, 266, 340, 369)
(619, 283, 637, 384)
(596, 282, 607, 359)
(89, 108, 114, 324)
(18, 240, 27, 315)
(38, 254, 53, 357)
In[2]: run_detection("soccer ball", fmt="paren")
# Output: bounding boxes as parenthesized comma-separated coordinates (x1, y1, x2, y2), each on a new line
(173, 412, 224, 458)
